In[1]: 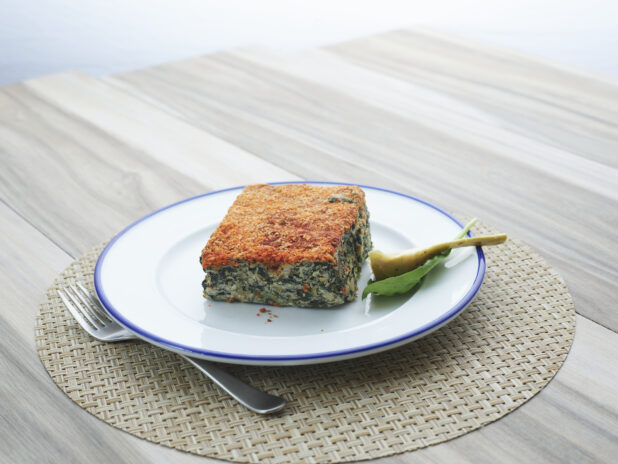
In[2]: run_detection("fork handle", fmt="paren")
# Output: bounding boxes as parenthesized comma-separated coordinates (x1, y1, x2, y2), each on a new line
(180, 355, 286, 414)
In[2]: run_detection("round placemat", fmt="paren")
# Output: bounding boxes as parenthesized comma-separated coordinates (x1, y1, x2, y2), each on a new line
(35, 222, 576, 463)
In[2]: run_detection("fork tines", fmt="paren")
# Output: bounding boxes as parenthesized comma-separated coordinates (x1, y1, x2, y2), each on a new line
(57, 283, 110, 332)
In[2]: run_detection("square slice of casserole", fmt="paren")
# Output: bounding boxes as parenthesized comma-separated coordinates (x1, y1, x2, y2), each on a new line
(200, 184, 372, 307)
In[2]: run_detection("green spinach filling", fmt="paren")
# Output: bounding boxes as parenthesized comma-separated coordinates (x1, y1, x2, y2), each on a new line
(202, 205, 371, 308)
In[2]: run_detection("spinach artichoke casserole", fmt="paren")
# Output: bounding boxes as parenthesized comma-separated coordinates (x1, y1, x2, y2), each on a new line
(200, 184, 372, 307)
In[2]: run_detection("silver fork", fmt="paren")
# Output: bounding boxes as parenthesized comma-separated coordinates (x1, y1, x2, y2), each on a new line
(57, 282, 285, 414)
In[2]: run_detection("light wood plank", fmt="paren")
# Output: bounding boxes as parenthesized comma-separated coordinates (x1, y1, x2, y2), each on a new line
(103, 73, 391, 187)
(108, 51, 618, 331)
(233, 47, 618, 202)
(327, 28, 618, 170)
(23, 72, 297, 188)
(0, 202, 212, 464)
(0, 81, 200, 257)
(0, 203, 73, 340)
(0, 80, 291, 257)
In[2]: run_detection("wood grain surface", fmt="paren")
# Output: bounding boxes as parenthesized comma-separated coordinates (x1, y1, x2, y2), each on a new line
(1, 28, 617, 464)
(107, 33, 618, 332)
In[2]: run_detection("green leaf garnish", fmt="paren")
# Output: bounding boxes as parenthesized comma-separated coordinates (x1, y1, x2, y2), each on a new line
(362, 218, 477, 299)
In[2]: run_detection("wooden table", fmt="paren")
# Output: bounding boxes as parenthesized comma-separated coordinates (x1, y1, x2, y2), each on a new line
(1, 29, 617, 463)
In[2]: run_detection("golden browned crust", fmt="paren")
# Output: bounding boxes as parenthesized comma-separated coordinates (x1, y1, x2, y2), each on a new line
(201, 184, 366, 269)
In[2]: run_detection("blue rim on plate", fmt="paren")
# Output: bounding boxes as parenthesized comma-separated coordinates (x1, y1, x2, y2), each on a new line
(94, 181, 486, 362)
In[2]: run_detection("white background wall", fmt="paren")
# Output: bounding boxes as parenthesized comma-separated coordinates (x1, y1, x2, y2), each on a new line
(1, 0, 617, 85)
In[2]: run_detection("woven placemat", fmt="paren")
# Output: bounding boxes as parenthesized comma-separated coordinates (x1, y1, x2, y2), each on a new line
(35, 222, 576, 463)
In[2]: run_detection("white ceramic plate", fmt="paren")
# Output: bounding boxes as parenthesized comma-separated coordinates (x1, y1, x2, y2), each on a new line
(95, 182, 485, 366)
